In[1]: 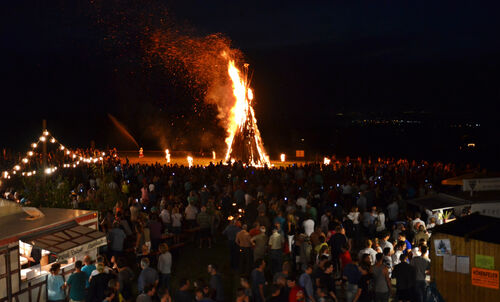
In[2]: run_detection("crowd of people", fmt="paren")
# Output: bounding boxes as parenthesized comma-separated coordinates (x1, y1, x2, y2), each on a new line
(2, 155, 469, 302)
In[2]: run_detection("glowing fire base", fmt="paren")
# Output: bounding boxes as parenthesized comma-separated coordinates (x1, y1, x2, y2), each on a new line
(226, 105, 268, 166)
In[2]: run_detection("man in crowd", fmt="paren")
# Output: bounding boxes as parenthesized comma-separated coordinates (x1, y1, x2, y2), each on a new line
(138, 258, 159, 294)
(208, 264, 224, 302)
(251, 259, 266, 302)
(411, 245, 430, 302)
(66, 260, 86, 302)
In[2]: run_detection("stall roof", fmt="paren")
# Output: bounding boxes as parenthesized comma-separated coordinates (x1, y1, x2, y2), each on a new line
(0, 208, 96, 245)
(407, 192, 500, 211)
(431, 213, 500, 245)
(20, 222, 106, 260)
(407, 194, 466, 211)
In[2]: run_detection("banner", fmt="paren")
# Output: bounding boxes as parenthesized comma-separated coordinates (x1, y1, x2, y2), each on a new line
(57, 236, 107, 261)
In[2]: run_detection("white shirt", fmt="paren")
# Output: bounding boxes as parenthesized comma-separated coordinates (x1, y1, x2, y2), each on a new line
(185, 205, 198, 220)
(303, 219, 315, 236)
(245, 193, 253, 206)
(376, 213, 386, 232)
(392, 250, 403, 266)
(296, 197, 308, 212)
(90, 266, 112, 278)
(320, 214, 329, 232)
(347, 212, 360, 224)
(159, 209, 171, 224)
(380, 240, 394, 254)
(172, 213, 182, 227)
(359, 248, 377, 265)
(412, 218, 425, 230)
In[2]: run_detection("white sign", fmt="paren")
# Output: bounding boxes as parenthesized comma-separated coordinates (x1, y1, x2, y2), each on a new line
(444, 254, 456, 272)
(456, 256, 470, 274)
(463, 178, 500, 192)
(57, 237, 106, 261)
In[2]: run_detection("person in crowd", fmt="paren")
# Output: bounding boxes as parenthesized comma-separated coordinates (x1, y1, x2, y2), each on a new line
(175, 278, 194, 302)
(82, 255, 96, 288)
(299, 264, 315, 302)
(343, 254, 362, 302)
(66, 260, 86, 302)
(149, 213, 163, 251)
(392, 254, 416, 302)
(171, 206, 183, 244)
(358, 239, 377, 265)
(138, 257, 159, 294)
(372, 253, 391, 302)
(108, 221, 127, 257)
(222, 219, 241, 270)
(251, 259, 267, 302)
(47, 263, 66, 302)
(252, 226, 268, 261)
(303, 214, 315, 237)
(410, 245, 430, 302)
(236, 224, 253, 275)
(352, 264, 374, 302)
(158, 243, 172, 291)
(197, 206, 213, 248)
(236, 288, 250, 302)
(116, 257, 134, 302)
(88, 263, 111, 302)
(268, 228, 283, 275)
(208, 264, 224, 302)
(318, 261, 338, 302)
(136, 283, 156, 302)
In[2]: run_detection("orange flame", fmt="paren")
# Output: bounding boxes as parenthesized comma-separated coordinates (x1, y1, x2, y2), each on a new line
(224, 60, 270, 167)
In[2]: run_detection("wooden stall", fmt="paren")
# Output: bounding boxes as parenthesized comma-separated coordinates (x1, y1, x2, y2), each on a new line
(430, 213, 500, 301)
(0, 202, 105, 302)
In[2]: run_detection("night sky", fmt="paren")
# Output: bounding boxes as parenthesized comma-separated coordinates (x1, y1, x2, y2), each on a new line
(2, 1, 499, 163)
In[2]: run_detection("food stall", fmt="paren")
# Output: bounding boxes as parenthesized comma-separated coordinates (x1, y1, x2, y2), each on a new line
(0, 200, 106, 302)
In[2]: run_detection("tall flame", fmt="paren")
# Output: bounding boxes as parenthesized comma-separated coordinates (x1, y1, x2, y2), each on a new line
(224, 60, 270, 167)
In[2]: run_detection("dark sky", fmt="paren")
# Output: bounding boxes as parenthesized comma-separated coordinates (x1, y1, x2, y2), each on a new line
(1, 0, 499, 155)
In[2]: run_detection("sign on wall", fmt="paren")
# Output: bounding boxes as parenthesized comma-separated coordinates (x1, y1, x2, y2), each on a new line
(471, 267, 499, 290)
(475, 255, 495, 270)
(434, 239, 452, 256)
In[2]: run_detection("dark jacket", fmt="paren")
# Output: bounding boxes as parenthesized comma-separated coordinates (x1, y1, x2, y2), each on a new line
(87, 273, 111, 302)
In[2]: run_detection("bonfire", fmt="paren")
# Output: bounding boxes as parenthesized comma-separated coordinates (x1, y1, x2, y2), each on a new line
(224, 61, 270, 167)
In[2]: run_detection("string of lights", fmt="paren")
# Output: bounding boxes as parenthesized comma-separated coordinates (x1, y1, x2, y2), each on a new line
(2, 129, 105, 180)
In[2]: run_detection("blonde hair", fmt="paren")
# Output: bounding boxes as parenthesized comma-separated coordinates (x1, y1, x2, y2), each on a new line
(96, 263, 105, 273)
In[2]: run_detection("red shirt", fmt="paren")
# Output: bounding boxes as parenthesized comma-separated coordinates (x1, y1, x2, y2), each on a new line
(249, 228, 261, 237)
(289, 285, 303, 302)
(340, 250, 352, 269)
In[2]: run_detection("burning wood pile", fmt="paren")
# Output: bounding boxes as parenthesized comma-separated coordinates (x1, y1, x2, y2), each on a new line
(224, 61, 270, 167)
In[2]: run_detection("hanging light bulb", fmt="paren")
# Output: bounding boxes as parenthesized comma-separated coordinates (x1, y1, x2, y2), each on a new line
(50, 137, 56, 143)
(14, 165, 20, 171)
(32, 143, 37, 148)
(22, 158, 28, 163)
(43, 130, 49, 136)
(40, 136, 46, 142)
(28, 151, 34, 156)
(60, 145, 65, 150)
